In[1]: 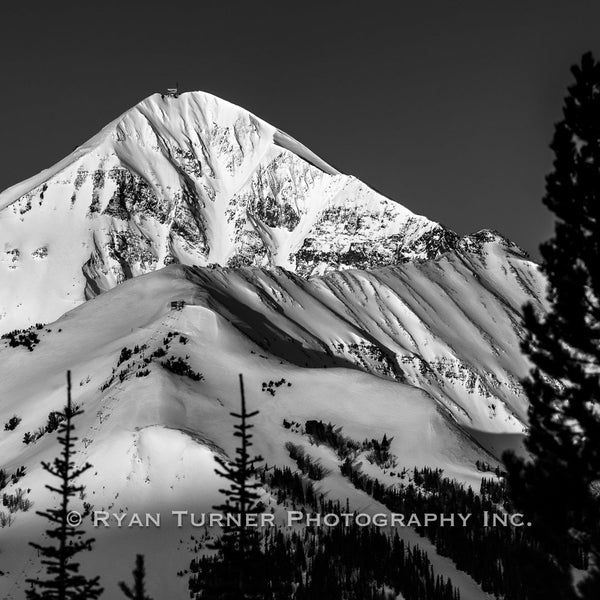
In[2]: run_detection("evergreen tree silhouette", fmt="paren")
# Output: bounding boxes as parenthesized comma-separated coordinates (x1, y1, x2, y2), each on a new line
(26, 370, 103, 600)
(504, 52, 600, 599)
(119, 554, 152, 600)
(191, 373, 267, 599)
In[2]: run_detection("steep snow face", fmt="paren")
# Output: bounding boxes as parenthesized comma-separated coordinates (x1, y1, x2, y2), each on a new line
(0, 265, 495, 600)
(0, 92, 448, 333)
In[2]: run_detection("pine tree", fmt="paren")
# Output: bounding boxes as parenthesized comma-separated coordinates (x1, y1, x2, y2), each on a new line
(26, 370, 103, 600)
(504, 52, 600, 599)
(119, 554, 152, 600)
(190, 373, 267, 599)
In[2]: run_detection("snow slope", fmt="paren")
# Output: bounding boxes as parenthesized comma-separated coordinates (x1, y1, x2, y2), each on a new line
(0, 265, 495, 600)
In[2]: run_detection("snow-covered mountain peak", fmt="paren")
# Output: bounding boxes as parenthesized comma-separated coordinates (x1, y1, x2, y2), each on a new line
(108, 91, 341, 176)
(0, 90, 449, 332)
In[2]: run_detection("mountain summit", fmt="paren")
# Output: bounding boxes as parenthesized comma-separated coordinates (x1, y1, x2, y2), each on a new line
(0, 91, 454, 332)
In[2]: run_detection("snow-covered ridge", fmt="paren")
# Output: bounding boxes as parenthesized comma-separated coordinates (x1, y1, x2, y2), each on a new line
(0, 91, 449, 333)
(182, 232, 542, 435)
(0, 262, 502, 599)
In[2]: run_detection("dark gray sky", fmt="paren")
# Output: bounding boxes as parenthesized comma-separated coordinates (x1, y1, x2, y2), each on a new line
(2, 1, 599, 258)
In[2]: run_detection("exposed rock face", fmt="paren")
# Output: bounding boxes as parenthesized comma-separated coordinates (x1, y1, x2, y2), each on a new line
(0, 92, 452, 332)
